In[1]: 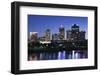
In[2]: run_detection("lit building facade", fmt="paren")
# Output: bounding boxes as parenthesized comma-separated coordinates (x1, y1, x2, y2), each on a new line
(45, 29, 51, 41)
(29, 24, 86, 42)
(66, 24, 86, 41)
(30, 32, 38, 41)
(59, 25, 65, 40)
(52, 33, 59, 40)
(66, 30, 72, 41)
(71, 24, 80, 41)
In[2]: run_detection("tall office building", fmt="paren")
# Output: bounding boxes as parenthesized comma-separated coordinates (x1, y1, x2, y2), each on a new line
(59, 25, 65, 40)
(71, 24, 79, 32)
(45, 29, 51, 41)
(30, 32, 38, 41)
(79, 31, 86, 40)
(66, 30, 72, 40)
(71, 24, 80, 40)
(52, 33, 59, 40)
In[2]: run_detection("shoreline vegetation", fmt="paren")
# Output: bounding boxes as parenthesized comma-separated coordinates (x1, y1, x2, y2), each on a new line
(28, 40, 87, 53)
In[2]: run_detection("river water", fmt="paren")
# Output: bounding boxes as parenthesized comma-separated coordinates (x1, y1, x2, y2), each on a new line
(28, 50, 87, 61)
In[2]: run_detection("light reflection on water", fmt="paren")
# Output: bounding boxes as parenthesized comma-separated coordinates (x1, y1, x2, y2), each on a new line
(28, 50, 87, 61)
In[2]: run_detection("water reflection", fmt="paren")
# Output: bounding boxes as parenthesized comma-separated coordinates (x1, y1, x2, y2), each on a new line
(28, 50, 87, 61)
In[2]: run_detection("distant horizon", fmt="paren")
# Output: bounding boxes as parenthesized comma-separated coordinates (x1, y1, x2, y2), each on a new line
(28, 15, 88, 39)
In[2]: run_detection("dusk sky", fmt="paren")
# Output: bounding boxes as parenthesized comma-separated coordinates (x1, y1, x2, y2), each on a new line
(28, 15, 88, 38)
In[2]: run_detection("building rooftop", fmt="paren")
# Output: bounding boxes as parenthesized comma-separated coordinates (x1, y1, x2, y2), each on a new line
(71, 24, 79, 28)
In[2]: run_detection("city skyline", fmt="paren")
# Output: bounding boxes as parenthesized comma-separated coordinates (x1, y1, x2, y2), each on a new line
(29, 24, 86, 41)
(28, 15, 88, 39)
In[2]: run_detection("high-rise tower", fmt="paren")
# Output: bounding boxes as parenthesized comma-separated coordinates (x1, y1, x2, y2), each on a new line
(59, 25, 65, 40)
(45, 29, 51, 41)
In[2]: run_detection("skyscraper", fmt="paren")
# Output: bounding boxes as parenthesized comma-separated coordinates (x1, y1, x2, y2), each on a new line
(52, 33, 59, 40)
(66, 30, 72, 41)
(79, 31, 86, 40)
(30, 32, 38, 41)
(71, 24, 79, 32)
(45, 29, 51, 41)
(59, 25, 65, 40)
(71, 24, 80, 40)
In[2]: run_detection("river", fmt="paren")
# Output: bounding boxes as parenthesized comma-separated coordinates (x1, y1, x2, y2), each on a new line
(28, 50, 87, 61)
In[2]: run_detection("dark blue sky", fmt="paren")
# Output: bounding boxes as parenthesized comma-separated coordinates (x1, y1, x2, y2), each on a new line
(28, 15, 88, 38)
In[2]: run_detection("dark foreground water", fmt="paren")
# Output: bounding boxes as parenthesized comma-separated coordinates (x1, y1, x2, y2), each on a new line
(28, 50, 87, 61)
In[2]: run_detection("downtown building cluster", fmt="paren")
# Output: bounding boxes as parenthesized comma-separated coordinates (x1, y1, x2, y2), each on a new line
(29, 24, 86, 43)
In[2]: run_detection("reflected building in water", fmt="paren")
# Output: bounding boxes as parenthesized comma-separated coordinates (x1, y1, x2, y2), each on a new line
(28, 50, 88, 61)
(28, 24, 87, 61)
